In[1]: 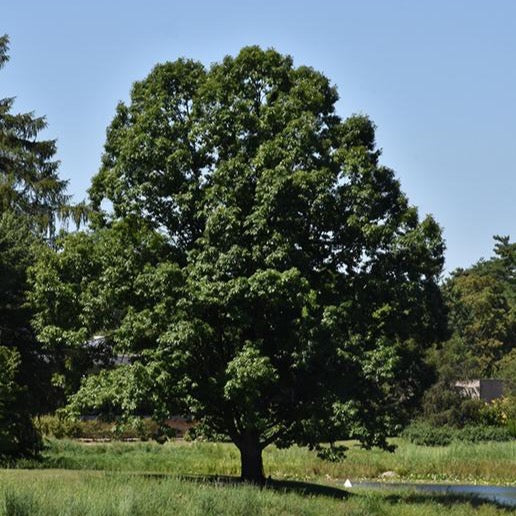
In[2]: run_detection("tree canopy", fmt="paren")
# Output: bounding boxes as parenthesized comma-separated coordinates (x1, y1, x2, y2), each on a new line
(31, 46, 446, 482)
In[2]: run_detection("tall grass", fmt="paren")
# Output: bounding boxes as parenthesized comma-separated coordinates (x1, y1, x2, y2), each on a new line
(0, 470, 511, 516)
(21, 437, 516, 485)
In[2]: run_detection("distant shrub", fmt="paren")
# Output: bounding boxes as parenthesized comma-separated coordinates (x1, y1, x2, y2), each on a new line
(35, 415, 82, 439)
(490, 395, 516, 424)
(402, 421, 513, 446)
(34, 415, 173, 441)
(457, 424, 513, 443)
(419, 382, 464, 427)
(419, 379, 515, 435)
(419, 381, 497, 427)
(402, 422, 454, 446)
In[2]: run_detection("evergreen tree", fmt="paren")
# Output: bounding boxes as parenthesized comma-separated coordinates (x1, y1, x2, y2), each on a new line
(0, 35, 78, 459)
(0, 34, 69, 239)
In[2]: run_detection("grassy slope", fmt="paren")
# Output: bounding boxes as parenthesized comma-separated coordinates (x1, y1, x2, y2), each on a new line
(0, 469, 513, 516)
(32, 438, 516, 485)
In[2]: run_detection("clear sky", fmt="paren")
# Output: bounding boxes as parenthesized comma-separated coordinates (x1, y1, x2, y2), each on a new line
(2, 0, 515, 272)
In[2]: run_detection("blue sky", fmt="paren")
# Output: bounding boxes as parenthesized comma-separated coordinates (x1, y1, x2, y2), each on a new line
(2, 0, 515, 272)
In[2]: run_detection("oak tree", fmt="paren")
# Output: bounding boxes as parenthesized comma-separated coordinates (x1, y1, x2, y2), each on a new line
(32, 47, 446, 482)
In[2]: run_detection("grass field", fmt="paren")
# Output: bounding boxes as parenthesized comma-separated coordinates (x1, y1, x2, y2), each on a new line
(1, 438, 514, 515)
(28, 438, 516, 485)
(0, 469, 513, 516)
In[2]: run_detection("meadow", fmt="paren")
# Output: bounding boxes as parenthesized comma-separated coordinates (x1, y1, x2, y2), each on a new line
(1, 438, 514, 515)
(0, 469, 514, 516)
(32, 438, 516, 485)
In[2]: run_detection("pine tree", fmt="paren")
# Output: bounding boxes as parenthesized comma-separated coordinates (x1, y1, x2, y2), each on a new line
(0, 34, 69, 238)
(0, 35, 76, 460)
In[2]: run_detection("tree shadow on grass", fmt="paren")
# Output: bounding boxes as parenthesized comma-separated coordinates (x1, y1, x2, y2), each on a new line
(137, 472, 515, 510)
(136, 472, 349, 500)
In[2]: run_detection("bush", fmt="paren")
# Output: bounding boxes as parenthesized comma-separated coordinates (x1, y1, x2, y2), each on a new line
(420, 382, 460, 427)
(34, 415, 174, 441)
(457, 424, 513, 443)
(420, 381, 487, 427)
(402, 422, 455, 446)
(488, 395, 516, 425)
(420, 379, 515, 431)
(402, 421, 514, 446)
(35, 415, 82, 439)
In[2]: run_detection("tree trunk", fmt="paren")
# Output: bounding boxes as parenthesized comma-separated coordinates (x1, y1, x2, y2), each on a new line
(238, 436, 265, 484)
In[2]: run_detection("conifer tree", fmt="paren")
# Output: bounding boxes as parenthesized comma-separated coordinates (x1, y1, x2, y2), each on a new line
(0, 34, 69, 238)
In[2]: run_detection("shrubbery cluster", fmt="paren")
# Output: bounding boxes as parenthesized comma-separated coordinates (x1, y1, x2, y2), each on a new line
(402, 421, 513, 446)
(420, 382, 514, 427)
(404, 385, 515, 446)
(405, 379, 516, 445)
(34, 415, 175, 441)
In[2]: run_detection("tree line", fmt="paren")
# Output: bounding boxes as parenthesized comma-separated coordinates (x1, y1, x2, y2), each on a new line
(0, 36, 513, 481)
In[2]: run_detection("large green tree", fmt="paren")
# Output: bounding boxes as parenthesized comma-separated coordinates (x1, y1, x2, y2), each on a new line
(31, 47, 446, 482)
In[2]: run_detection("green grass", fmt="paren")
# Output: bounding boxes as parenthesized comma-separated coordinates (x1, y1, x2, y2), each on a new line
(26, 437, 516, 485)
(2, 438, 513, 515)
(0, 469, 513, 516)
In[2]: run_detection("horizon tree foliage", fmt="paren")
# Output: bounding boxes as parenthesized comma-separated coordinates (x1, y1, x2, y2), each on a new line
(31, 47, 446, 483)
(422, 236, 515, 427)
(429, 236, 515, 381)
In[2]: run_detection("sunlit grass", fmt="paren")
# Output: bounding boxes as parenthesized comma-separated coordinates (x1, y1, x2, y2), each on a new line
(20, 437, 516, 485)
(0, 469, 512, 516)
